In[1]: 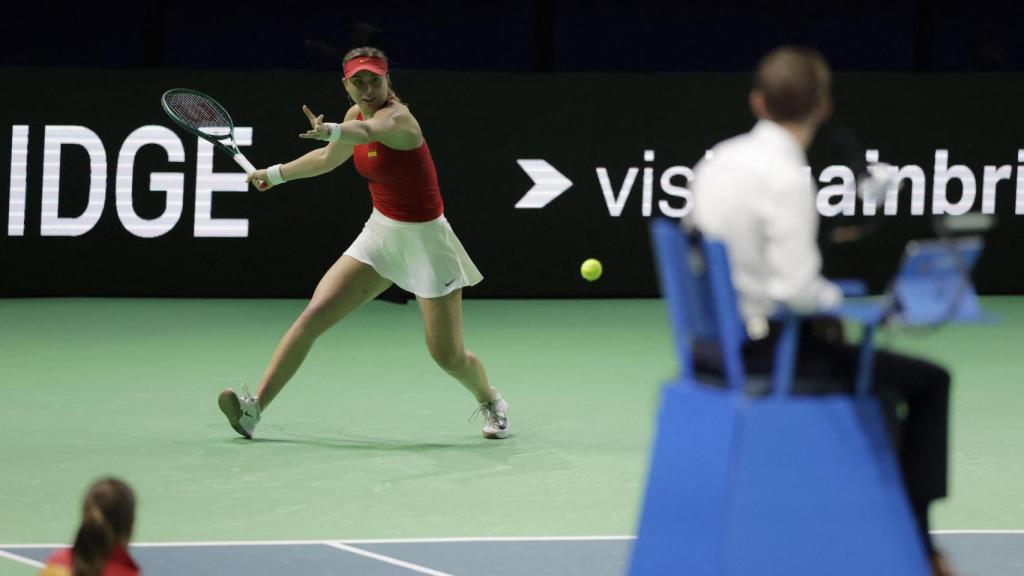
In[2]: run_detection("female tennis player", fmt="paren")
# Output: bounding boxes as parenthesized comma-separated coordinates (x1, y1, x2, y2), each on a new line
(217, 47, 509, 440)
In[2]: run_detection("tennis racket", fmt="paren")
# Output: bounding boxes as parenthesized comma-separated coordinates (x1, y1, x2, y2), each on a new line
(161, 88, 262, 185)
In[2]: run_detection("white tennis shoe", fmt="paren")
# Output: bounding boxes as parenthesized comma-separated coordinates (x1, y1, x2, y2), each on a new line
(472, 395, 509, 439)
(218, 383, 261, 439)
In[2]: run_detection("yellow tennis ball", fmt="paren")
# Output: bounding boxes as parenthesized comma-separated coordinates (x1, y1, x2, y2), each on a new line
(581, 258, 603, 281)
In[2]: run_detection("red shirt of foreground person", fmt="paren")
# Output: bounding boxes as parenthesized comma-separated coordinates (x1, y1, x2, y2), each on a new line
(41, 546, 139, 576)
(40, 477, 140, 576)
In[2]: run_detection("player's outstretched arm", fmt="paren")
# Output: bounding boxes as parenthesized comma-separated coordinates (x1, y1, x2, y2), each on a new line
(300, 104, 422, 149)
(247, 106, 357, 191)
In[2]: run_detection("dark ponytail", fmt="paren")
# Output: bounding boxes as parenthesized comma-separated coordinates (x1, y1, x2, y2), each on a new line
(71, 478, 135, 576)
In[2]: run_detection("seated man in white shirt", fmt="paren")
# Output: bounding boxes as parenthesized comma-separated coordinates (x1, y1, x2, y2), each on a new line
(688, 46, 956, 576)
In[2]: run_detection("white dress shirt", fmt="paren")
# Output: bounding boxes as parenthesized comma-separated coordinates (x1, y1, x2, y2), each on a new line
(689, 120, 842, 337)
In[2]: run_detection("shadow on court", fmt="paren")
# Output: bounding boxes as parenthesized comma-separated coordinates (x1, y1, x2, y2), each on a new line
(210, 421, 514, 453)
(244, 437, 493, 452)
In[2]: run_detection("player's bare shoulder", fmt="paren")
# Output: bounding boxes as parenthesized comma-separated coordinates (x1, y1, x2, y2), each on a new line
(378, 101, 423, 149)
(344, 104, 362, 121)
(379, 101, 418, 127)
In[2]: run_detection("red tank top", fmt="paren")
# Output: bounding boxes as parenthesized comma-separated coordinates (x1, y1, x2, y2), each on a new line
(43, 546, 140, 576)
(352, 116, 444, 222)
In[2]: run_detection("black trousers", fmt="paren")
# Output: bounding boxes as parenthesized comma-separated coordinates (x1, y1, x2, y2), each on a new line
(694, 320, 950, 552)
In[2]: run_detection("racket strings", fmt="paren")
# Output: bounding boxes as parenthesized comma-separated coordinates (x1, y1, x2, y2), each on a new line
(166, 92, 231, 135)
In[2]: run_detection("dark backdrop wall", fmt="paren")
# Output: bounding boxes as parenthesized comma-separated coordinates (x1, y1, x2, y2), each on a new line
(2, 68, 1022, 297)
(1, 1, 1022, 298)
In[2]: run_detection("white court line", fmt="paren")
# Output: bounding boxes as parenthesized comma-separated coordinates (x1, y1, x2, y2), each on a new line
(2, 531, 1020, 549)
(326, 542, 453, 576)
(0, 549, 44, 568)
(339, 535, 637, 545)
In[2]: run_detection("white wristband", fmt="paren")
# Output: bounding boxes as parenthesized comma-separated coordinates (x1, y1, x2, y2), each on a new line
(324, 123, 342, 142)
(266, 164, 286, 186)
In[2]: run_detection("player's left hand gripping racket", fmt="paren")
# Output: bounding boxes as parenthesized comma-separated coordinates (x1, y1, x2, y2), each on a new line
(161, 88, 263, 186)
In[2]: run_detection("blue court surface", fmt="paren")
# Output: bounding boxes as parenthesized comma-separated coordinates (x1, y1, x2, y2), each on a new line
(2, 533, 1023, 575)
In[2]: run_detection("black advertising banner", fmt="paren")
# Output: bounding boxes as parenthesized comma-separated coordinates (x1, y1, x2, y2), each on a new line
(1, 68, 1022, 297)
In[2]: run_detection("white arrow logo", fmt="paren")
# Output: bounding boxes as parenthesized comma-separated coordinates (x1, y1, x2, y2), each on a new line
(515, 159, 573, 209)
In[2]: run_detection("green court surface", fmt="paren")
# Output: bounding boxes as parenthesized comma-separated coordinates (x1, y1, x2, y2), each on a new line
(1, 297, 1022, 573)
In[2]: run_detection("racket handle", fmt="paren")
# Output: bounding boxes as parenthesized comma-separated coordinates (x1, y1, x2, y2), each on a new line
(233, 153, 257, 177)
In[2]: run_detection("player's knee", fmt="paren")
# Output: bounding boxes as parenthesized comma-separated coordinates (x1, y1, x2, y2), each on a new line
(295, 302, 339, 338)
(428, 343, 465, 373)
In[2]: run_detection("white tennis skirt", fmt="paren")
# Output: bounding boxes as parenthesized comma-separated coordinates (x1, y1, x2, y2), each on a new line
(343, 209, 483, 298)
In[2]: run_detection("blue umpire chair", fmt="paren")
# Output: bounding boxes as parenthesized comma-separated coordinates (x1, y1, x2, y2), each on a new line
(627, 219, 930, 576)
